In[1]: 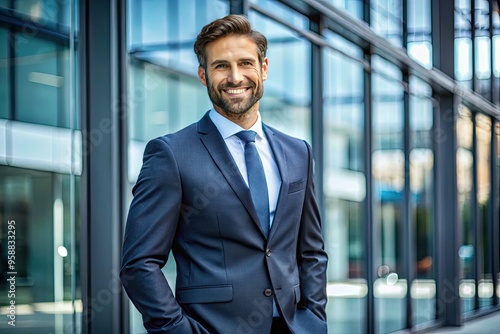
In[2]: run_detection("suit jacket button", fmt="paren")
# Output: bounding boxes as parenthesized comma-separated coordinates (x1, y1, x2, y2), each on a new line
(264, 289, 273, 297)
(266, 249, 272, 257)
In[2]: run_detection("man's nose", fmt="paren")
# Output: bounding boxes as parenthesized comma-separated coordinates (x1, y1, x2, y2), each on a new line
(228, 66, 244, 83)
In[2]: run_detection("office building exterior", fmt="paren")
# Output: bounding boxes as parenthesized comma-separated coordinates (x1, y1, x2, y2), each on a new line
(0, 0, 499, 333)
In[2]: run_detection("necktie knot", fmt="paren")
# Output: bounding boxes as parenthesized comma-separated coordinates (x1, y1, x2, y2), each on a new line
(236, 130, 257, 144)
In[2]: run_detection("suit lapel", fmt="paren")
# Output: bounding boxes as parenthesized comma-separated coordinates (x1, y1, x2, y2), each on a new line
(263, 125, 289, 241)
(197, 113, 266, 237)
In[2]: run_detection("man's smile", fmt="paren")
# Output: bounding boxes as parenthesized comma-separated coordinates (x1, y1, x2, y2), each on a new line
(225, 88, 248, 95)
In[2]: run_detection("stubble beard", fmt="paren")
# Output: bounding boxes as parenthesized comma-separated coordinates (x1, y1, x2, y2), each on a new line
(206, 76, 264, 117)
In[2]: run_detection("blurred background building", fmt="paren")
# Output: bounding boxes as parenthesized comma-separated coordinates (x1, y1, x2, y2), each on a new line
(0, 0, 499, 333)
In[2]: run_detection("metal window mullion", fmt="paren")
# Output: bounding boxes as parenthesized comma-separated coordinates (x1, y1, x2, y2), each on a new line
(472, 113, 480, 312)
(402, 71, 414, 330)
(310, 14, 325, 233)
(472, 0, 477, 92)
(364, 49, 375, 334)
(490, 120, 499, 307)
(230, 0, 249, 15)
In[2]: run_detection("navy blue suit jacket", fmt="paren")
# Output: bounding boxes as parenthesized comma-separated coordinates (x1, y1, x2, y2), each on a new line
(120, 112, 328, 333)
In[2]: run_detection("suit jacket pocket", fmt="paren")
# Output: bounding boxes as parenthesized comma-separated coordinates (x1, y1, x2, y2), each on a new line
(176, 284, 233, 304)
(288, 179, 307, 194)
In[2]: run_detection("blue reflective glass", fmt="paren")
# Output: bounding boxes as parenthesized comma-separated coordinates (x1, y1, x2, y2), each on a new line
(372, 55, 406, 334)
(327, 0, 364, 19)
(13, 0, 70, 28)
(371, 0, 403, 47)
(0, 28, 9, 119)
(409, 76, 436, 326)
(456, 105, 475, 313)
(323, 31, 366, 334)
(249, 11, 311, 142)
(15, 35, 69, 127)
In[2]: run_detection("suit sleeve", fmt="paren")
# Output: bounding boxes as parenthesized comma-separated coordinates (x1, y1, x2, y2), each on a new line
(120, 138, 207, 334)
(297, 141, 328, 321)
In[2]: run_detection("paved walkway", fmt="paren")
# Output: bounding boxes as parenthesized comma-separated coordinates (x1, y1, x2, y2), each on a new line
(426, 311, 500, 333)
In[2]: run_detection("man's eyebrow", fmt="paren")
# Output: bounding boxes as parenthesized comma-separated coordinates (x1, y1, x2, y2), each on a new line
(210, 57, 257, 66)
(239, 57, 256, 62)
(210, 59, 228, 66)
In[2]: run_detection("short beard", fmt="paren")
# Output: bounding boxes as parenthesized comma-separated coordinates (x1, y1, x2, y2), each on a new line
(206, 75, 263, 117)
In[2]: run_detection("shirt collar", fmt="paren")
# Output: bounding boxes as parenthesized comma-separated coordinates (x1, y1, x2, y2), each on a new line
(209, 109, 265, 140)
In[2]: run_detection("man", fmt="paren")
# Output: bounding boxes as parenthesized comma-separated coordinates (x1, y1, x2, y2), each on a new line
(120, 15, 328, 334)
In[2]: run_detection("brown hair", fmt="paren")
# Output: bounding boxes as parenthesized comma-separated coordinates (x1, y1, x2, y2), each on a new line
(194, 14, 267, 69)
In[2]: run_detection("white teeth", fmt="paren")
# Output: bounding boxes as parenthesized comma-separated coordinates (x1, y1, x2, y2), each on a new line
(226, 89, 246, 94)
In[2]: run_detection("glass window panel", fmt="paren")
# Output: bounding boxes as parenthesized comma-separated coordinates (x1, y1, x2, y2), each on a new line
(326, 0, 364, 19)
(129, 0, 228, 47)
(0, 28, 9, 119)
(407, 0, 432, 69)
(250, 0, 310, 29)
(323, 32, 366, 334)
(0, 166, 81, 333)
(372, 56, 406, 334)
(0, 0, 10, 9)
(15, 35, 69, 128)
(13, 0, 69, 28)
(127, 61, 210, 143)
(475, 0, 490, 35)
(371, 0, 403, 47)
(455, 37, 473, 81)
(457, 105, 475, 313)
(409, 76, 436, 325)
(140, 0, 168, 44)
(476, 114, 493, 308)
(493, 36, 500, 78)
(249, 11, 312, 142)
(455, 0, 472, 33)
(408, 41, 432, 69)
(475, 37, 491, 80)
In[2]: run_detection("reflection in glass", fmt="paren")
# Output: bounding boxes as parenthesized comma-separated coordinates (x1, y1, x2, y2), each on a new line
(0, 166, 81, 333)
(0, 28, 8, 119)
(323, 32, 365, 334)
(13, 0, 71, 28)
(15, 35, 70, 128)
(409, 76, 435, 325)
(455, 38, 473, 82)
(372, 56, 406, 333)
(326, 0, 364, 19)
(371, 0, 403, 47)
(476, 114, 493, 308)
(475, 37, 491, 80)
(457, 105, 475, 313)
(250, 10, 311, 142)
(407, 0, 432, 69)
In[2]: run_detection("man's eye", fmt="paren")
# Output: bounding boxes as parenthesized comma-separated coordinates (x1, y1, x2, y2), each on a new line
(241, 62, 252, 66)
(215, 64, 227, 69)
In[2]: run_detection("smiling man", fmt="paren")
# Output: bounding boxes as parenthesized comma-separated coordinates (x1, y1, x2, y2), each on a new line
(120, 15, 328, 334)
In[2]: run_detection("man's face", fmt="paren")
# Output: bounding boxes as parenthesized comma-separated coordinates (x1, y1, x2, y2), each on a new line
(198, 35, 268, 117)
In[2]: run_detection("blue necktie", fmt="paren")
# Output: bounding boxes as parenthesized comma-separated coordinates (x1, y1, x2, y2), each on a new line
(236, 130, 270, 237)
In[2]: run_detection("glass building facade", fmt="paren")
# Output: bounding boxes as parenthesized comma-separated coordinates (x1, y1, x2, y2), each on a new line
(0, 0, 499, 333)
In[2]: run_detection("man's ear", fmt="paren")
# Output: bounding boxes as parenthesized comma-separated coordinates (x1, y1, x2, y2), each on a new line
(198, 66, 207, 87)
(261, 57, 269, 81)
